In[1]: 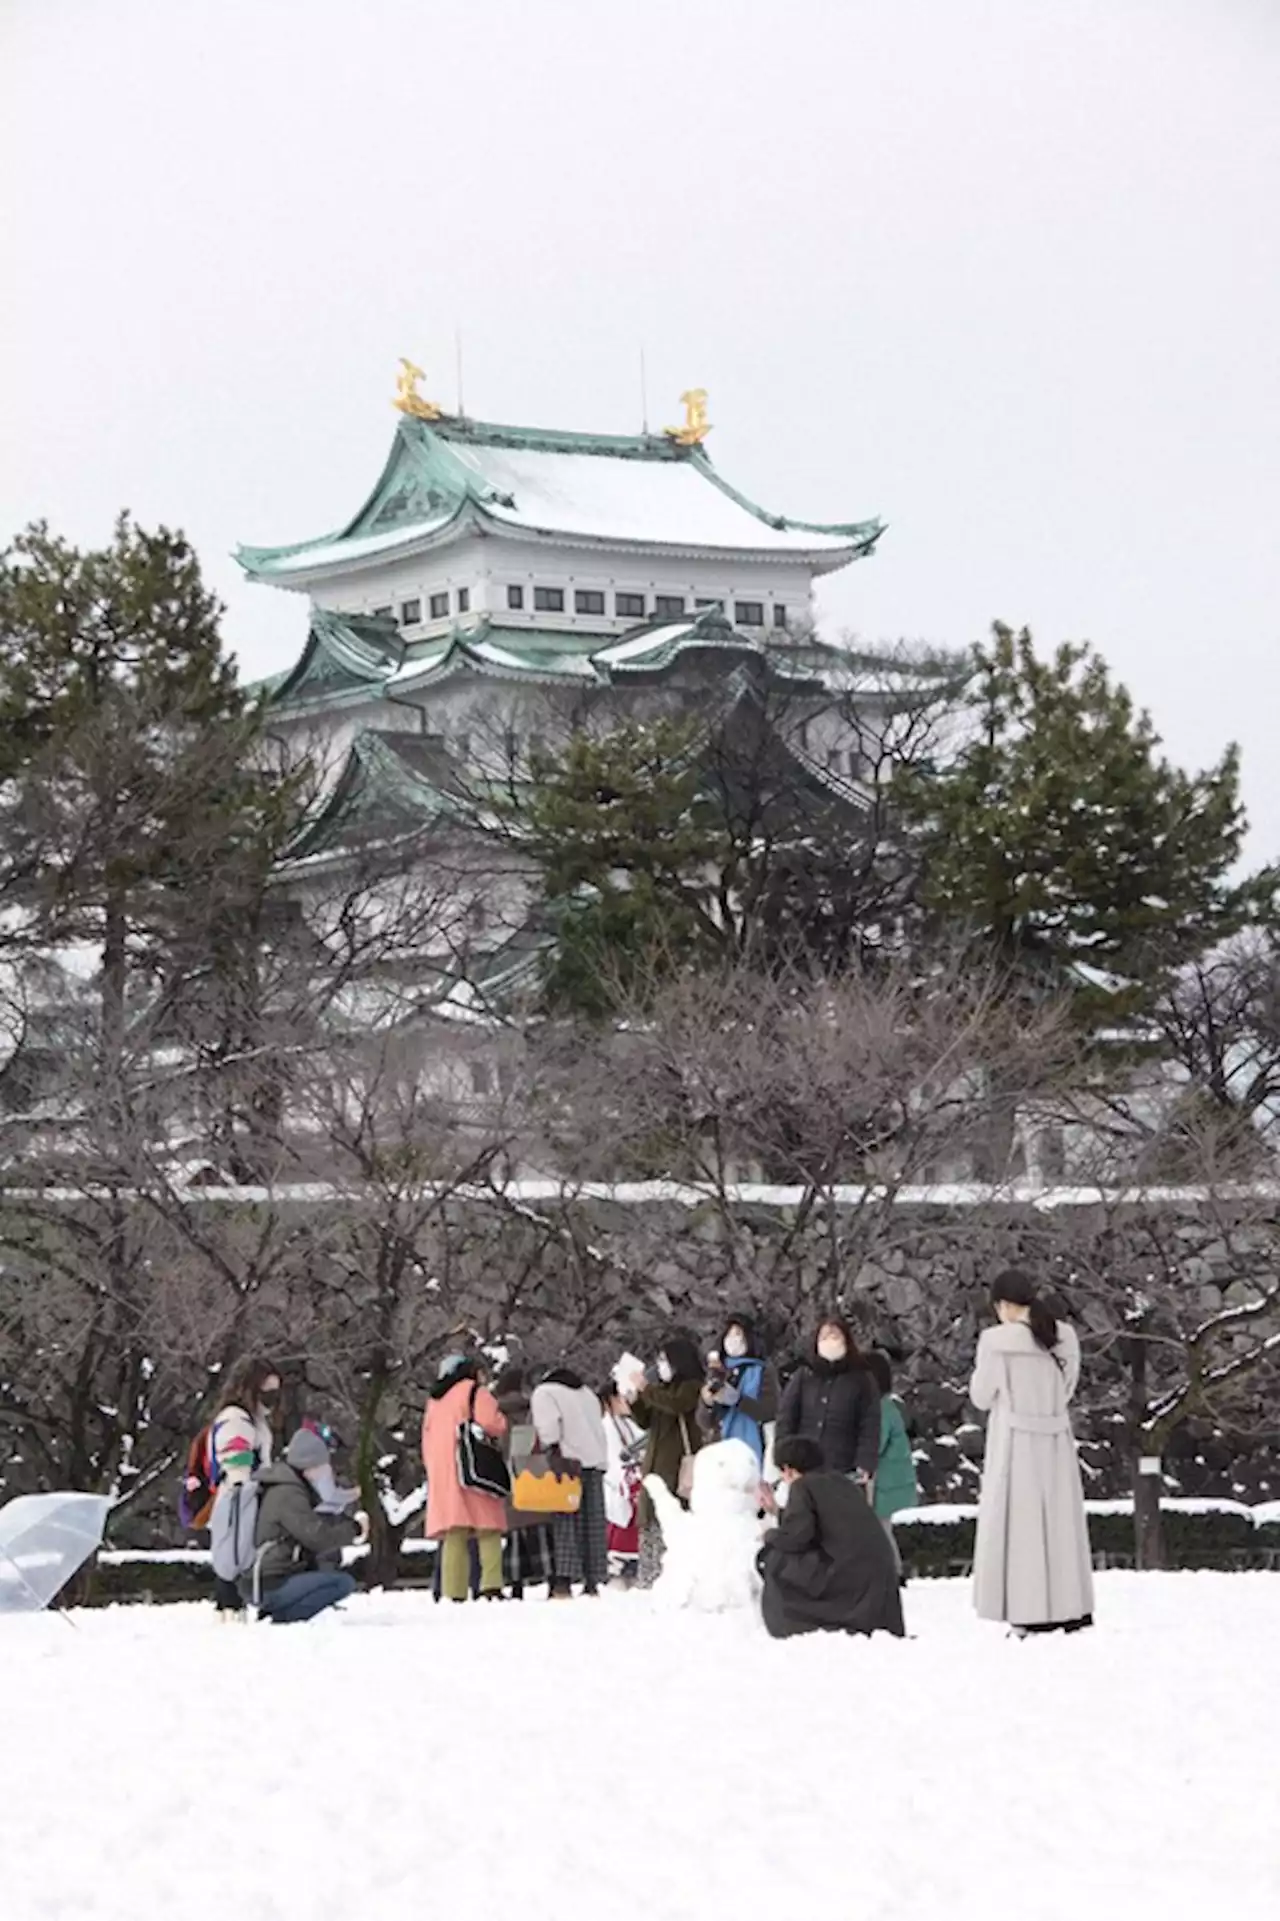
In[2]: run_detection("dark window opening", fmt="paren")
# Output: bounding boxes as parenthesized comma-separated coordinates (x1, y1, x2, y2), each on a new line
(615, 592, 646, 619)
(429, 591, 449, 619)
(734, 600, 764, 627)
(574, 589, 605, 615)
(507, 583, 525, 610)
(654, 594, 686, 618)
(534, 586, 565, 612)
(773, 605, 788, 628)
(457, 587, 470, 614)
(373, 605, 394, 620)
(399, 598, 422, 626)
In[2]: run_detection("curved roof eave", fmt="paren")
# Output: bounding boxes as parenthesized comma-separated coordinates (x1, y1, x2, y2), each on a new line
(685, 445, 884, 544)
(391, 640, 601, 697)
(237, 499, 480, 586)
(468, 511, 874, 572)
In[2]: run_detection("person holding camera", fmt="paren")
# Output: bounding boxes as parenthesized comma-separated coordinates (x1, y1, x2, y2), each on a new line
(695, 1312, 779, 1469)
(627, 1333, 704, 1589)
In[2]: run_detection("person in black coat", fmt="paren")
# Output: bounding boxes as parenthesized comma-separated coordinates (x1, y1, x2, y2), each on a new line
(758, 1437, 905, 1640)
(774, 1313, 882, 1490)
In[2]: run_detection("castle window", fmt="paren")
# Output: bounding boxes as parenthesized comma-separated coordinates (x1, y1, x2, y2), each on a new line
(574, 589, 605, 615)
(615, 592, 646, 619)
(773, 605, 788, 628)
(429, 591, 449, 619)
(507, 584, 525, 610)
(695, 598, 723, 612)
(534, 586, 565, 612)
(457, 587, 471, 614)
(399, 598, 422, 627)
(735, 600, 764, 627)
(373, 605, 394, 620)
(654, 595, 686, 618)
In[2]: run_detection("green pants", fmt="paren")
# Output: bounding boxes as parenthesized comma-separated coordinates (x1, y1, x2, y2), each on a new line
(441, 1527, 503, 1600)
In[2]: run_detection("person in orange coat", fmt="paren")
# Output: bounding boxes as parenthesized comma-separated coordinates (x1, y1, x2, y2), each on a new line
(422, 1354, 508, 1602)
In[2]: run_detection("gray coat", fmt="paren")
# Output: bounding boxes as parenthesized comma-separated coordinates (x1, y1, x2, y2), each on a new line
(970, 1321, 1094, 1627)
(249, 1461, 360, 1595)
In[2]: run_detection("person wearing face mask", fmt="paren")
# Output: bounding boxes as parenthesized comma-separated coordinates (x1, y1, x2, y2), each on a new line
(628, 1333, 704, 1589)
(695, 1313, 780, 1468)
(210, 1357, 282, 1619)
(774, 1314, 881, 1495)
(249, 1427, 366, 1623)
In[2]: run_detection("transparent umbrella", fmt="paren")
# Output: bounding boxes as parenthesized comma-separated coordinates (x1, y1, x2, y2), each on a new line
(0, 1492, 113, 1613)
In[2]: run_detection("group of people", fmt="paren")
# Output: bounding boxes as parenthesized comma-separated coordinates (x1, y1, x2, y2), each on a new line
(197, 1268, 1094, 1641)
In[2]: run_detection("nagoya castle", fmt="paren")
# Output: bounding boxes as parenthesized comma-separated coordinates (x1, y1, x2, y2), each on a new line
(238, 360, 889, 996)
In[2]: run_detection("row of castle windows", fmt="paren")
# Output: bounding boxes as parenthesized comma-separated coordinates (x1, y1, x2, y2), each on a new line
(508, 585, 786, 627)
(374, 588, 791, 630)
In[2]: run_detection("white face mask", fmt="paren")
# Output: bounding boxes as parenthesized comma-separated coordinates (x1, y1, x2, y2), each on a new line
(723, 1331, 748, 1359)
(656, 1356, 673, 1383)
(817, 1337, 847, 1364)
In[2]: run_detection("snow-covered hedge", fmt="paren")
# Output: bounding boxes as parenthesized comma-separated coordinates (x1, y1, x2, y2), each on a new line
(896, 1498, 1273, 1574)
(71, 1499, 1280, 1606)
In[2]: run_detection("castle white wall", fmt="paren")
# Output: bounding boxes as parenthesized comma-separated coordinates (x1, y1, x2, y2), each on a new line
(309, 532, 818, 643)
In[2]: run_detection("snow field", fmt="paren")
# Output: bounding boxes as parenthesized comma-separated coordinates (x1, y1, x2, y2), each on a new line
(0, 1573, 1276, 1921)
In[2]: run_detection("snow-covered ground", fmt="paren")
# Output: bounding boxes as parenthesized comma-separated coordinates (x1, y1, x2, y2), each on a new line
(1, 1574, 1277, 1921)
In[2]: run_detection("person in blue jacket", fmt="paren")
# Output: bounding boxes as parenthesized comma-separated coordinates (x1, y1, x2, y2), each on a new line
(696, 1312, 780, 1469)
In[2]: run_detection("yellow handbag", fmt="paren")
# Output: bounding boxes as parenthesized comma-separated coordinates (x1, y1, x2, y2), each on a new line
(511, 1457, 582, 1515)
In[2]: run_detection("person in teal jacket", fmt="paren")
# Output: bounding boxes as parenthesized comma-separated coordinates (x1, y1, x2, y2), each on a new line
(867, 1352, 917, 1579)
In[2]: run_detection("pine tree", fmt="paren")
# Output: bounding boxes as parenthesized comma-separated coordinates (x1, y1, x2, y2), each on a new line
(512, 718, 724, 1012)
(898, 624, 1276, 1029)
(0, 516, 299, 1487)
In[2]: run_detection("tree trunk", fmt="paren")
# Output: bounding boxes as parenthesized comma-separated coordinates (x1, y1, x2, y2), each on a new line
(355, 1351, 404, 1589)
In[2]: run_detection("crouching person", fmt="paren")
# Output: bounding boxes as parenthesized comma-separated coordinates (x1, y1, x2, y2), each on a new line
(758, 1437, 904, 1641)
(252, 1428, 366, 1624)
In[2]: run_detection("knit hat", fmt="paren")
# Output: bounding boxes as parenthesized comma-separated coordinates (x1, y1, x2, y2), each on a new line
(437, 1352, 468, 1381)
(285, 1426, 332, 1472)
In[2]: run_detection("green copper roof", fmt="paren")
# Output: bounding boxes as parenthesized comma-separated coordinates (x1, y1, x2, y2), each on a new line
(268, 607, 405, 706)
(268, 606, 862, 715)
(237, 412, 883, 582)
(281, 665, 873, 869)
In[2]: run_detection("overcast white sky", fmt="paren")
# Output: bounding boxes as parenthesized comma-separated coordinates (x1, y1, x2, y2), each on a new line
(3, 0, 1279, 848)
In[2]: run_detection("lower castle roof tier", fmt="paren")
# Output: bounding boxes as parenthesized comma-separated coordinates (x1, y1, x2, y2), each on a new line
(265, 604, 915, 713)
(236, 412, 883, 590)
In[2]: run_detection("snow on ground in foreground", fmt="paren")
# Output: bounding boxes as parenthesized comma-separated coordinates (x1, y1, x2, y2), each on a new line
(1, 1574, 1277, 1921)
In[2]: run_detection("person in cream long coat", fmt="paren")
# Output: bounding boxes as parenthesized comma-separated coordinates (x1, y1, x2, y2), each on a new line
(970, 1271, 1094, 1633)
